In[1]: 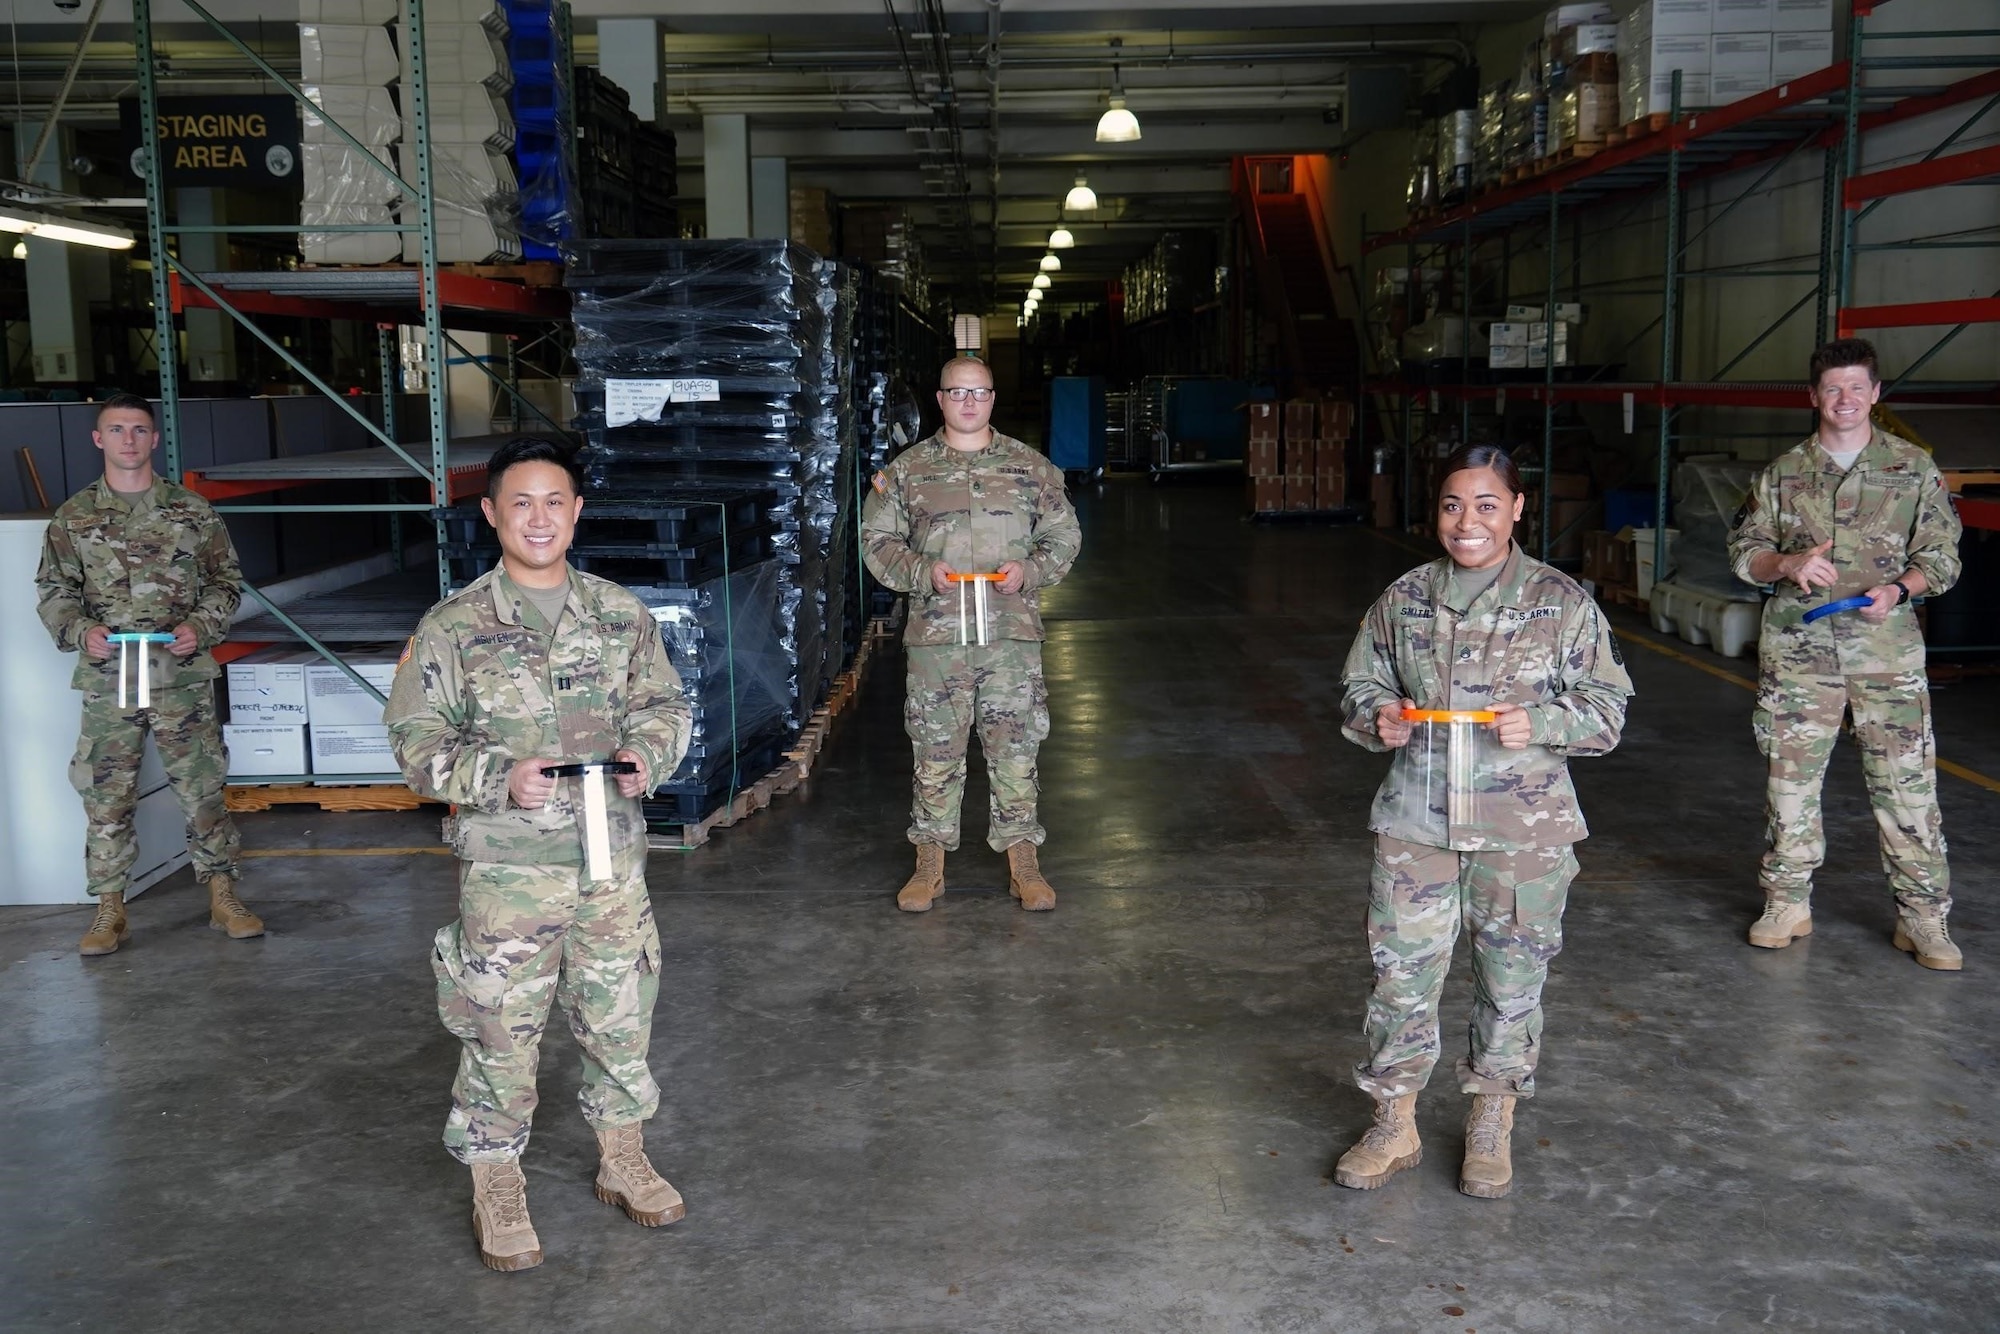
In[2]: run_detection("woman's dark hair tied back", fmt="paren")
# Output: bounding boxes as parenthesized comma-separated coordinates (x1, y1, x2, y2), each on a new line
(1436, 443, 1523, 498)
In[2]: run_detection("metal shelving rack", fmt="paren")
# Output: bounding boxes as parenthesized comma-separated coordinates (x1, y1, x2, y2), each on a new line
(131, 0, 573, 782)
(1361, 21, 2000, 564)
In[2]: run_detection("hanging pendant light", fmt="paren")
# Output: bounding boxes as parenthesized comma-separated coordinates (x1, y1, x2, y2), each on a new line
(1096, 97, 1141, 143)
(1096, 39, 1141, 143)
(1039, 252, 1062, 272)
(1048, 225, 1075, 249)
(1033, 273, 1052, 290)
(1063, 172, 1098, 213)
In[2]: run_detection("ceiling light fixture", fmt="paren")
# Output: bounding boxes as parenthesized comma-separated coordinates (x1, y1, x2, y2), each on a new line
(1032, 273, 1052, 290)
(0, 205, 135, 250)
(1048, 226, 1075, 249)
(1063, 172, 1098, 213)
(1095, 38, 1142, 143)
(10, 240, 24, 260)
(1039, 252, 1061, 272)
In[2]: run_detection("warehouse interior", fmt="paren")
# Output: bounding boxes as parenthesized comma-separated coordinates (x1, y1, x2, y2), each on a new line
(0, 0, 1996, 1328)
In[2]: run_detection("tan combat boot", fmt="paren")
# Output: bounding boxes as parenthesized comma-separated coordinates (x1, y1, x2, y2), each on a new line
(1006, 841, 1056, 911)
(1894, 912, 1963, 971)
(469, 1160, 543, 1272)
(898, 844, 946, 912)
(79, 893, 128, 957)
(1747, 897, 1811, 949)
(1333, 1095, 1421, 1189)
(207, 876, 265, 940)
(594, 1124, 686, 1227)
(1459, 1094, 1517, 1199)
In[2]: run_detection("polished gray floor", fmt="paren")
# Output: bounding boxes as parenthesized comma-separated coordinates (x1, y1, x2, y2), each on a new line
(4, 479, 1996, 1333)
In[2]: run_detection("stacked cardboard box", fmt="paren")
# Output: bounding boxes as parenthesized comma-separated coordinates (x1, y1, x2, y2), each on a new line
(1281, 398, 1318, 511)
(790, 186, 837, 256)
(1618, 0, 1714, 120)
(1245, 400, 1283, 513)
(223, 647, 400, 784)
(1319, 399, 1354, 509)
(299, 0, 402, 263)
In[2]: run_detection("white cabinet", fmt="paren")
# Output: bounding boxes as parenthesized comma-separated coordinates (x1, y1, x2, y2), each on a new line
(0, 518, 191, 904)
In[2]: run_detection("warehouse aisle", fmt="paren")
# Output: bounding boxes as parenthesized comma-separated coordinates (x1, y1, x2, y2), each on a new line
(3, 477, 1996, 1332)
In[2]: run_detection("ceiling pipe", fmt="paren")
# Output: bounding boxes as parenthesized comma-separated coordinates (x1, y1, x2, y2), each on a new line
(985, 0, 1002, 302)
(655, 36, 1471, 72)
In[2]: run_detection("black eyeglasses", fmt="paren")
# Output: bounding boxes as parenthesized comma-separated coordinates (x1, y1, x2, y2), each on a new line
(943, 387, 994, 402)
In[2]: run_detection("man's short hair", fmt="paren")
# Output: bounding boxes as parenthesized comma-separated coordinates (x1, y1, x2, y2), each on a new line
(486, 436, 585, 499)
(938, 355, 993, 389)
(96, 393, 157, 428)
(1809, 338, 1878, 387)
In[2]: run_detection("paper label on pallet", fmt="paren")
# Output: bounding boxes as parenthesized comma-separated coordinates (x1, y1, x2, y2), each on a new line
(605, 378, 673, 427)
(1623, 392, 1636, 434)
(669, 378, 721, 403)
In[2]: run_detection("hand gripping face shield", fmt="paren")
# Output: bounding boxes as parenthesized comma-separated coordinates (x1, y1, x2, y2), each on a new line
(948, 571, 1003, 646)
(1393, 708, 1501, 842)
(544, 761, 640, 880)
(108, 632, 177, 708)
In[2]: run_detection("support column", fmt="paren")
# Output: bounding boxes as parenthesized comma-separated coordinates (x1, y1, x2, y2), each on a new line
(704, 113, 751, 239)
(751, 156, 789, 239)
(596, 19, 663, 124)
(175, 188, 238, 384)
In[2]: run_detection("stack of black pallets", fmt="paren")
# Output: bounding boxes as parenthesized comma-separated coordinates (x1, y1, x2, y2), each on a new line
(563, 237, 863, 822)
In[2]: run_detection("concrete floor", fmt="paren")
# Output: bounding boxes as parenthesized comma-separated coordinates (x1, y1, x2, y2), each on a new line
(4, 479, 1996, 1333)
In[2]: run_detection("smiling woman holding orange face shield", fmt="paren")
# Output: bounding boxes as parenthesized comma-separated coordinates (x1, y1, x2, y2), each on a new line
(1334, 443, 1633, 1201)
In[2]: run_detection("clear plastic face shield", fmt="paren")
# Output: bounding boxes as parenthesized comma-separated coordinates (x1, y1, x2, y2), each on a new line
(1393, 708, 1500, 840)
(109, 632, 177, 708)
(949, 571, 1002, 645)
(544, 760, 640, 880)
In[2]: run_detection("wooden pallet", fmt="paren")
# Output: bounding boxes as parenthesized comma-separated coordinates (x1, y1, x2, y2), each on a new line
(225, 782, 443, 813)
(649, 616, 891, 850)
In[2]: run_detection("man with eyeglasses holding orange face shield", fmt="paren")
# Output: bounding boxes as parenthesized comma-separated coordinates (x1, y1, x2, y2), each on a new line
(861, 356, 1083, 913)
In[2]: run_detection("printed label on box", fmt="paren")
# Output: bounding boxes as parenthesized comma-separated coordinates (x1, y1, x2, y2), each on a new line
(605, 378, 672, 427)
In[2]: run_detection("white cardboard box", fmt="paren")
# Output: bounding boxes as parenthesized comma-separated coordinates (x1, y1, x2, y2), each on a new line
(1712, 71, 1774, 101)
(1488, 322, 1530, 346)
(1546, 3, 1616, 38)
(1624, 27, 1714, 72)
(1772, 0, 1833, 31)
(227, 648, 312, 725)
(1773, 30, 1834, 78)
(310, 724, 400, 784)
(1628, 70, 1711, 117)
(1489, 345, 1530, 369)
(1627, 0, 1714, 37)
(305, 657, 399, 728)
(1711, 0, 1775, 31)
(225, 724, 308, 781)
(1711, 31, 1774, 76)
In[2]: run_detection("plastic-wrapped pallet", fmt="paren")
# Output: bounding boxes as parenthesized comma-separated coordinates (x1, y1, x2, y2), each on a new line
(395, 0, 520, 261)
(298, 7, 401, 263)
(563, 238, 861, 733)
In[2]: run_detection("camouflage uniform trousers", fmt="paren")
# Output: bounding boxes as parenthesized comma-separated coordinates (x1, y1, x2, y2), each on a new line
(1355, 835, 1578, 1101)
(69, 683, 239, 897)
(431, 845, 663, 1164)
(1752, 670, 1949, 912)
(904, 641, 1051, 853)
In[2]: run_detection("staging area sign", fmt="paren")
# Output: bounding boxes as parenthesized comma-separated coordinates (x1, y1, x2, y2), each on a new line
(120, 95, 301, 189)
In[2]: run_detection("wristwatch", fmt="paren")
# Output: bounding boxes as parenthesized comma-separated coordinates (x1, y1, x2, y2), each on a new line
(1892, 579, 1912, 605)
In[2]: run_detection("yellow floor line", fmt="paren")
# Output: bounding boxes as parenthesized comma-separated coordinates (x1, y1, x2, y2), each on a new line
(240, 846, 452, 858)
(1361, 527, 2000, 795)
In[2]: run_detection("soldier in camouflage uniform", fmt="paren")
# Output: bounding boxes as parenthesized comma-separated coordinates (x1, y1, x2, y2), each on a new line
(33, 393, 259, 956)
(1728, 339, 1963, 969)
(861, 356, 1083, 913)
(1336, 444, 1632, 1200)
(385, 438, 692, 1272)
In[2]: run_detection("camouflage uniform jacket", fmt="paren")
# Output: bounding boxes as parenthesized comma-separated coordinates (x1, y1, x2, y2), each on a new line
(1340, 544, 1633, 851)
(861, 430, 1082, 645)
(1727, 428, 1961, 677)
(385, 565, 691, 866)
(34, 476, 243, 694)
